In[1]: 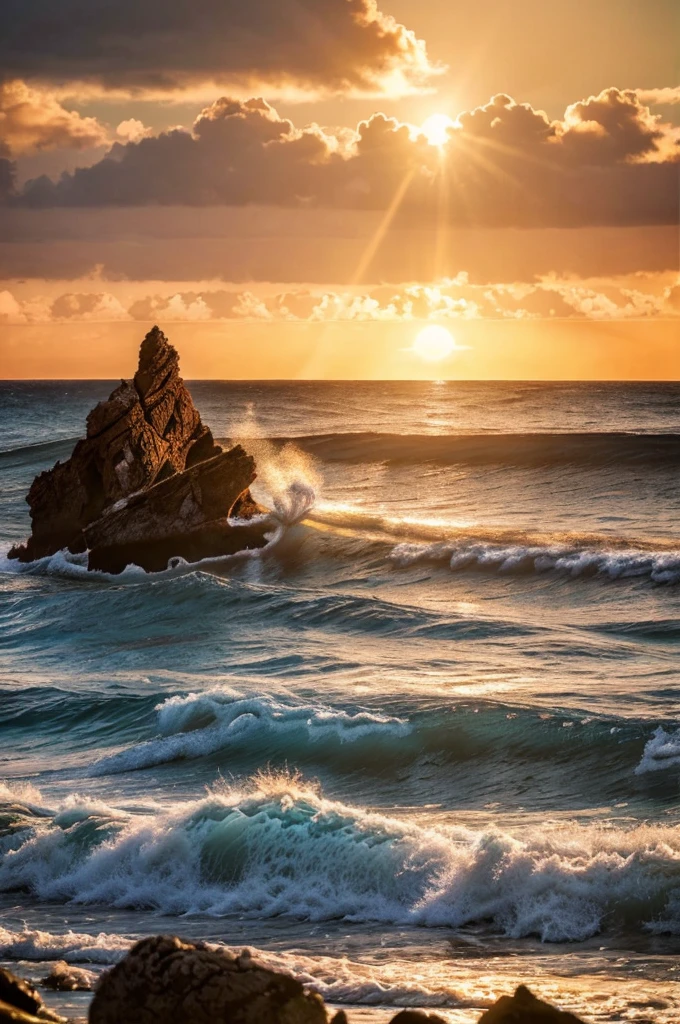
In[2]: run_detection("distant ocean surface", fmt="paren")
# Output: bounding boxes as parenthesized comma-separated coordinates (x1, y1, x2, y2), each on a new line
(1, 380, 680, 1022)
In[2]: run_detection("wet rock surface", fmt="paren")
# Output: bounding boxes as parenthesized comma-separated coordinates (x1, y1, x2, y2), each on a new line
(0, 971, 42, 1018)
(82, 937, 588, 1024)
(88, 935, 328, 1024)
(9, 326, 269, 572)
(40, 964, 96, 994)
(478, 984, 586, 1023)
(0, 968, 65, 1023)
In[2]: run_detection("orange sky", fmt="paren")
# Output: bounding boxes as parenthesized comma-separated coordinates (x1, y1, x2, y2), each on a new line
(0, 0, 678, 378)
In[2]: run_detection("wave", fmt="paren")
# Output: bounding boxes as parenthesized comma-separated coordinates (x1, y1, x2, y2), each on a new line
(636, 727, 680, 774)
(390, 538, 680, 584)
(4, 429, 680, 473)
(2, 775, 680, 942)
(252, 431, 680, 468)
(0, 926, 131, 965)
(89, 692, 411, 775)
(0, 436, 79, 467)
(306, 506, 680, 585)
(2, 684, 678, 799)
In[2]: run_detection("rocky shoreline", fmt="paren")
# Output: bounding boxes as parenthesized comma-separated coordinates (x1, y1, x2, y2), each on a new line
(9, 327, 269, 574)
(0, 935, 586, 1023)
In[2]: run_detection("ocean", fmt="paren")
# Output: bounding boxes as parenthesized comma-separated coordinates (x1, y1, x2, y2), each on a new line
(1, 379, 680, 1022)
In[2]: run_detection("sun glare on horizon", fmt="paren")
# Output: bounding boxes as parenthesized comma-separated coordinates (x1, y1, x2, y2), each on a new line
(420, 113, 455, 146)
(412, 323, 457, 361)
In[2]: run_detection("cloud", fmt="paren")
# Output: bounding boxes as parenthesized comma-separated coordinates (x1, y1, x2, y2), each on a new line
(637, 87, 680, 106)
(0, 80, 108, 156)
(2, 273, 678, 326)
(0, 0, 436, 98)
(13, 88, 679, 228)
(49, 291, 130, 321)
(127, 292, 212, 321)
(116, 119, 152, 143)
(0, 150, 15, 202)
(558, 88, 673, 163)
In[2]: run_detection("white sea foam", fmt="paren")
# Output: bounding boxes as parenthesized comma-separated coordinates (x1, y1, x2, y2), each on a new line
(0, 926, 131, 964)
(0, 925, 490, 1009)
(389, 540, 680, 583)
(635, 727, 680, 774)
(0, 781, 48, 812)
(89, 692, 411, 774)
(2, 775, 680, 941)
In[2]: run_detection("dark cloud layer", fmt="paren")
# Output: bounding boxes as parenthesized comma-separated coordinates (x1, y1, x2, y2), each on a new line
(13, 89, 679, 227)
(0, 140, 16, 202)
(0, 0, 432, 95)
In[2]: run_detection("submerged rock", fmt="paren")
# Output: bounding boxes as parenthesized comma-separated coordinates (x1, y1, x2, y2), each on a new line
(88, 935, 327, 1024)
(40, 962, 96, 993)
(478, 984, 586, 1023)
(389, 1014, 447, 1024)
(9, 326, 269, 572)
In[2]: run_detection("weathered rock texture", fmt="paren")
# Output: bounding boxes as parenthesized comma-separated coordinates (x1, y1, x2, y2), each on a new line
(40, 962, 96, 993)
(0, 968, 64, 1023)
(389, 1014, 447, 1024)
(83, 935, 591, 1024)
(86, 446, 266, 573)
(9, 326, 268, 572)
(478, 985, 586, 1024)
(88, 935, 327, 1024)
(0, 971, 43, 1020)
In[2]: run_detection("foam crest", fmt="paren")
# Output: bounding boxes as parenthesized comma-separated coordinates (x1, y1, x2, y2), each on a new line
(90, 692, 411, 774)
(231, 407, 320, 527)
(2, 775, 680, 941)
(635, 727, 680, 774)
(390, 539, 680, 584)
(0, 926, 130, 964)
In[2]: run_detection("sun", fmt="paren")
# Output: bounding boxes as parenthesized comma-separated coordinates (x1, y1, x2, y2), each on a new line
(412, 324, 457, 362)
(420, 114, 455, 147)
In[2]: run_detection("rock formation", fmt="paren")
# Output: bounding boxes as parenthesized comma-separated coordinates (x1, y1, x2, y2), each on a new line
(0, 968, 64, 1023)
(478, 984, 586, 1023)
(9, 327, 269, 573)
(40, 963, 96, 993)
(86, 938, 588, 1024)
(88, 936, 328, 1024)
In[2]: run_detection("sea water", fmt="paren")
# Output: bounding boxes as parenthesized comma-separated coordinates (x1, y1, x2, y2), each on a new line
(1, 380, 680, 1021)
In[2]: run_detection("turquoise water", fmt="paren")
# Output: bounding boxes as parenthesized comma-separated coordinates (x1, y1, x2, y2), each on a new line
(1, 380, 680, 1021)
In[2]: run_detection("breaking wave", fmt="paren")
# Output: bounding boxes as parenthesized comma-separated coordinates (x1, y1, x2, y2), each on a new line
(636, 727, 680, 775)
(2, 775, 680, 942)
(305, 506, 680, 584)
(390, 539, 680, 584)
(90, 692, 411, 775)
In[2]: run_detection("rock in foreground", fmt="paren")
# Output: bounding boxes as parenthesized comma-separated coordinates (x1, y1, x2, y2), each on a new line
(89, 935, 327, 1024)
(85, 937, 590, 1024)
(0, 968, 64, 1023)
(9, 327, 269, 572)
(479, 984, 586, 1023)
